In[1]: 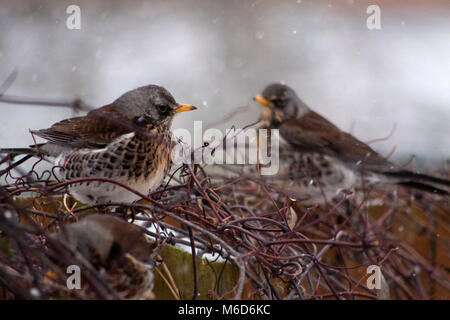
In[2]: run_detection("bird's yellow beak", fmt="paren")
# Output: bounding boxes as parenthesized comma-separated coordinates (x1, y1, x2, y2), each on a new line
(253, 95, 272, 107)
(175, 104, 197, 113)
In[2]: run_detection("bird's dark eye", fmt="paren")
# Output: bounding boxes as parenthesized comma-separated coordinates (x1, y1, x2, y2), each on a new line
(156, 105, 169, 114)
(272, 99, 285, 107)
(133, 116, 150, 127)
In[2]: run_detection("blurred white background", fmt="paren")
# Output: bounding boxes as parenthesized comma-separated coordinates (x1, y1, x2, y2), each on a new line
(0, 0, 449, 169)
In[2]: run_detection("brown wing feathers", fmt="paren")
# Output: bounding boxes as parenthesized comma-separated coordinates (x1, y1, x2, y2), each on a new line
(280, 111, 390, 170)
(32, 105, 132, 148)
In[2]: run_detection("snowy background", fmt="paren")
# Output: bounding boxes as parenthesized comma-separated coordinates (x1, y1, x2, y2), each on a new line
(0, 0, 449, 169)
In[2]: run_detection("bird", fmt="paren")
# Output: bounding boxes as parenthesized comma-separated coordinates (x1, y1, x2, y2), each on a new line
(51, 215, 155, 299)
(253, 83, 450, 204)
(0, 85, 196, 205)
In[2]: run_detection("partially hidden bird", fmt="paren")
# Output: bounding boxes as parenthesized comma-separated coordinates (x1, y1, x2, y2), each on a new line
(253, 83, 450, 204)
(0, 85, 196, 205)
(52, 215, 155, 299)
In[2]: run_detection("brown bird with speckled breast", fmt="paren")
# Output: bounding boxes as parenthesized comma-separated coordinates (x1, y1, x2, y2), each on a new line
(253, 83, 450, 203)
(1, 85, 196, 205)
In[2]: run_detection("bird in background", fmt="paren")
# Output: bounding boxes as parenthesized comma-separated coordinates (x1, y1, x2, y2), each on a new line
(0, 85, 196, 205)
(253, 83, 450, 204)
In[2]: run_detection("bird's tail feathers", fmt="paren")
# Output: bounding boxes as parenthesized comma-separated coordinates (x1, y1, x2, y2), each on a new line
(0, 147, 37, 156)
(381, 170, 450, 196)
(396, 181, 449, 196)
(382, 170, 450, 187)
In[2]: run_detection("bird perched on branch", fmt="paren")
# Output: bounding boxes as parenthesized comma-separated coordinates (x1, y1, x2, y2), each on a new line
(0, 85, 196, 205)
(253, 83, 450, 204)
